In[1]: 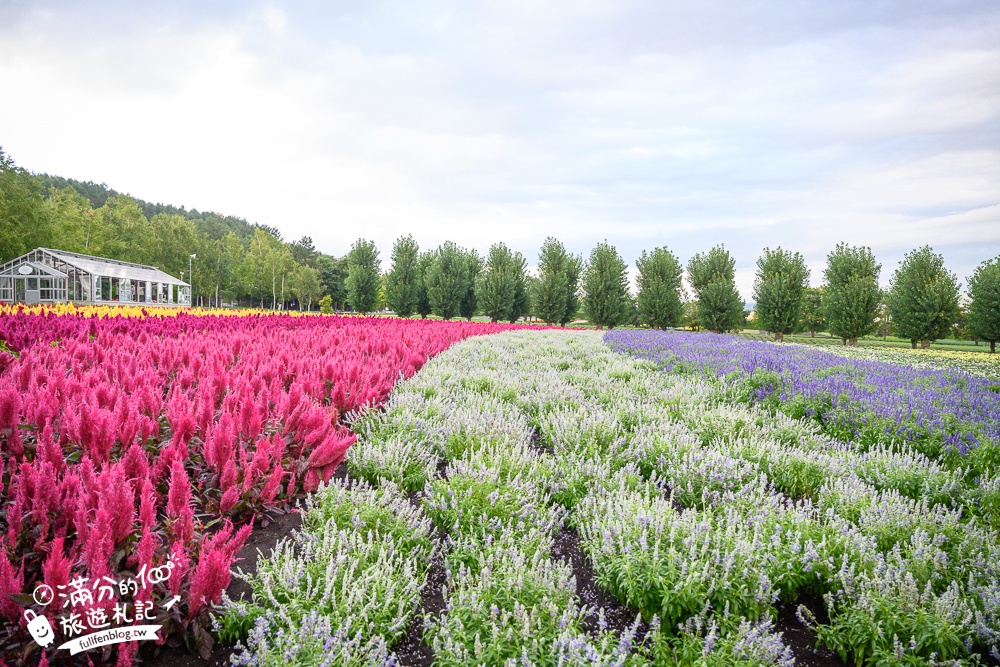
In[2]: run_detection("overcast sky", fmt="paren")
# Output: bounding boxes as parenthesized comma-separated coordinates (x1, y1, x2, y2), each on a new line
(1, 0, 998, 298)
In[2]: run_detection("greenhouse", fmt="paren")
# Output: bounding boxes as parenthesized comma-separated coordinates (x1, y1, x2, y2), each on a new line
(0, 247, 190, 306)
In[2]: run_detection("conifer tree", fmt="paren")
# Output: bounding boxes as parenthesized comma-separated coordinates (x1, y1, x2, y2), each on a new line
(478, 243, 530, 323)
(427, 241, 469, 320)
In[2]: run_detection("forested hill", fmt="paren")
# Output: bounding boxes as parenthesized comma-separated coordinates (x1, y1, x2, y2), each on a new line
(36, 173, 267, 242)
(1, 147, 348, 309)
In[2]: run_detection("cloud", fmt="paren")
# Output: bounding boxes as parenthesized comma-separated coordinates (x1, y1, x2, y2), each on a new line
(0, 0, 997, 297)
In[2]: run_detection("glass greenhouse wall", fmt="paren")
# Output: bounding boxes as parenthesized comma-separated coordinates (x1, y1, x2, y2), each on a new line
(0, 248, 190, 306)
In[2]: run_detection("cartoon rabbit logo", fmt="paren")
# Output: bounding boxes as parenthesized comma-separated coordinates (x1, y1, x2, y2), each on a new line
(24, 609, 55, 648)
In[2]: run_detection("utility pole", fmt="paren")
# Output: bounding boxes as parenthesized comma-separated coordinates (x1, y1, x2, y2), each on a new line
(189, 253, 197, 307)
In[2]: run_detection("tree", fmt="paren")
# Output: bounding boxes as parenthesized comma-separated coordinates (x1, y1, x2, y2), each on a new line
(345, 238, 381, 315)
(534, 237, 582, 326)
(635, 246, 684, 329)
(459, 248, 482, 321)
(886, 246, 961, 348)
(752, 247, 810, 342)
(687, 245, 744, 333)
(582, 241, 630, 329)
(477, 243, 529, 323)
(43, 187, 92, 254)
(290, 236, 318, 268)
(563, 253, 583, 326)
(0, 148, 51, 262)
(385, 235, 421, 317)
(798, 287, 825, 337)
(415, 252, 433, 318)
(427, 241, 469, 320)
(823, 243, 881, 346)
(318, 294, 334, 314)
(316, 254, 348, 311)
(967, 256, 1000, 353)
(214, 232, 244, 306)
(291, 265, 324, 311)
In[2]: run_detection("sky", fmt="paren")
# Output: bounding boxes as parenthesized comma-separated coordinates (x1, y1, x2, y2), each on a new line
(1, 0, 998, 299)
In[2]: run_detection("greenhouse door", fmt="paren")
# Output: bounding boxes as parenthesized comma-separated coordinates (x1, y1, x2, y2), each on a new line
(24, 277, 40, 304)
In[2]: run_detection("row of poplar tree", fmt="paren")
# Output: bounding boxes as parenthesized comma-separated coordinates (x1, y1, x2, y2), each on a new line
(344, 236, 1000, 352)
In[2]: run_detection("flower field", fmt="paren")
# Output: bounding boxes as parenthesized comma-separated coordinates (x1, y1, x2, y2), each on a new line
(0, 308, 523, 665)
(223, 330, 1000, 666)
(607, 330, 1000, 464)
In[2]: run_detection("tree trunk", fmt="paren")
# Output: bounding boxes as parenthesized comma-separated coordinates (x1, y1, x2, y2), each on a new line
(810, 329, 815, 338)
(921, 339, 930, 349)
(775, 331, 783, 343)
(911, 339, 917, 349)
(991, 340, 996, 354)
(849, 337, 857, 346)
(842, 338, 847, 346)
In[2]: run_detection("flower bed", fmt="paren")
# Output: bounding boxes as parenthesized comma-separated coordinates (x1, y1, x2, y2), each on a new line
(605, 330, 1000, 462)
(229, 330, 999, 666)
(0, 310, 523, 665)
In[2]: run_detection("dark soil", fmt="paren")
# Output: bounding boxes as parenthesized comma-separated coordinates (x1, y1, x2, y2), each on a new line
(137, 468, 313, 666)
(776, 596, 845, 667)
(550, 526, 645, 639)
(391, 558, 447, 667)
(529, 426, 553, 455)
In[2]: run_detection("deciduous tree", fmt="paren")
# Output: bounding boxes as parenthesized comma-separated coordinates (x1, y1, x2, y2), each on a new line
(385, 235, 421, 317)
(823, 243, 881, 346)
(345, 238, 381, 315)
(582, 241, 630, 329)
(798, 287, 825, 337)
(636, 246, 683, 329)
(887, 246, 961, 348)
(687, 245, 744, 333)
(752, 247, 810, 342)
(478, 242, 529, 323)
(427, 241, 469, 320)
(967, 255, 1000, 353)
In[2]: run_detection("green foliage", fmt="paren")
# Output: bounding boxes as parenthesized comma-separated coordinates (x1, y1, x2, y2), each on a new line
(967, 256, 1000, 353)
(0, 148, 51, 263)
(582, 241, 631, 329)
(798, 286, 826, 336)
(459, 248, 482, 321)
(318, 294, 334, 314)
(477, 242, 530, 322)
(887, 246, 961, 345)
(824, 243, 881, 344)
(752, 247, 810, 341)
(317, 254, 349, 309)
(384, 235, 420, 317)
(635, 246, 684, 329)
(534, 237, 581, 326)
(345, 238, 381, 314)
(427, 241, 470, 320)
(415, 251, 433, 318)
(290, 265, 324, 310)
(687, 245, 744, 333)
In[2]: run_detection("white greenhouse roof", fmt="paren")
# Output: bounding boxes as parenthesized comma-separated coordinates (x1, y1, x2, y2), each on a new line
(0, 261, 68, 279)
(42, 249, 189, 286)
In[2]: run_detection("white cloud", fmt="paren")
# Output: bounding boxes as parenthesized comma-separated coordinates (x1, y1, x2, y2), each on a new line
(0, 0, 997, 290)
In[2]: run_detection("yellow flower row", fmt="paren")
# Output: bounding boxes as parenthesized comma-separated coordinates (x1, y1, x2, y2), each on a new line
(0, 303, 320, 319)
